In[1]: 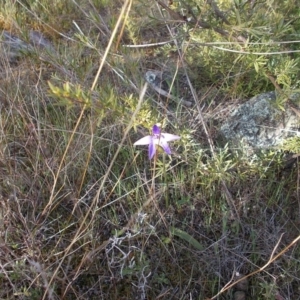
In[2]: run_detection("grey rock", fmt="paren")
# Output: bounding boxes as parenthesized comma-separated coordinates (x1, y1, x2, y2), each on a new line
(1, 30, 54, 63)
(220, 91, 300, 149)
(29, 30, 55, 52)
(0, 31, 32, 61)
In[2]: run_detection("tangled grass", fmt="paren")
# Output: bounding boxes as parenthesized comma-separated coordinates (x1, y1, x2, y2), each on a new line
(0, 0, 300, 299)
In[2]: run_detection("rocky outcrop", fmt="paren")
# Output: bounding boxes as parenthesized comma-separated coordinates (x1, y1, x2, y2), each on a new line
(220, 91, 300, 149)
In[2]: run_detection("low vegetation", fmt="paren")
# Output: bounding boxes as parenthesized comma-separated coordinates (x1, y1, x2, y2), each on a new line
(0, 0, 300, 299)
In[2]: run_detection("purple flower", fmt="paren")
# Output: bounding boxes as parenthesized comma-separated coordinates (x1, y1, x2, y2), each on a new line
(134, 124, 180, 159)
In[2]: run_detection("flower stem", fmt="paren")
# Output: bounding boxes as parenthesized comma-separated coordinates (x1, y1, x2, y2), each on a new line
(163, 152, 169, 208)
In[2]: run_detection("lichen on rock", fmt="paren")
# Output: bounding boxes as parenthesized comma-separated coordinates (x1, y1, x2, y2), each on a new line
(220, 91, 300, 149)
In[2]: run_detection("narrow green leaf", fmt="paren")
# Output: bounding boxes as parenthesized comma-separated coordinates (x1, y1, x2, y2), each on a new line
(170, 227, 203, 251)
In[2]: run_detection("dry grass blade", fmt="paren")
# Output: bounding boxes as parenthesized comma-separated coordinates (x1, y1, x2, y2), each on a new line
(1, 0, 300, 299)
(210, 234, 300, 299)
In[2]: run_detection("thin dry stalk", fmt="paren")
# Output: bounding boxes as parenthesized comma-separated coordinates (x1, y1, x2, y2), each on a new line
(210, 233, 300, 299)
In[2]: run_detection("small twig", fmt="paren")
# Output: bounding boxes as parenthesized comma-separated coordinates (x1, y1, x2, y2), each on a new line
(207, 0, 231, 25)
(212, 46, 300, 55)
(123, 39, 176, 48)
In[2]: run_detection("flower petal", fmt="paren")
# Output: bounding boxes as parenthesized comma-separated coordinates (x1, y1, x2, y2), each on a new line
(159, 140, 172, 155)
(134, 135, 152, 145)
(152, 124, 161, 135)
(161, 133, 181, 142)
(148, 141, 156, 159)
